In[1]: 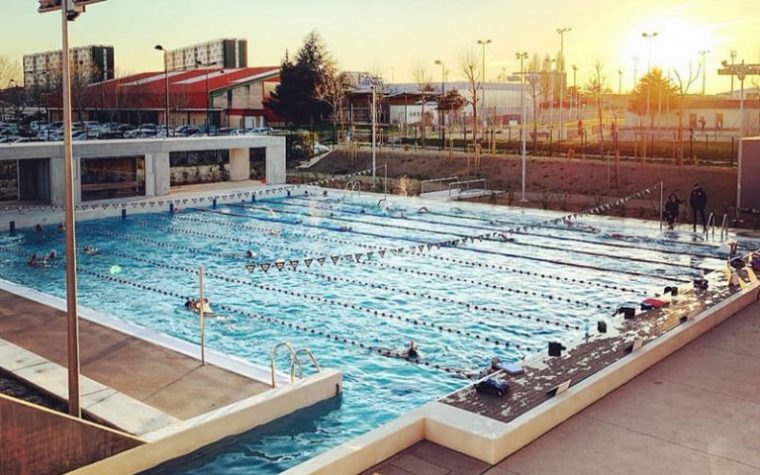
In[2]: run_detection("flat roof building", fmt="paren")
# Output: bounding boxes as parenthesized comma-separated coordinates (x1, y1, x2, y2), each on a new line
(166, 39, 247, 71)
(23, 45, 114, 89)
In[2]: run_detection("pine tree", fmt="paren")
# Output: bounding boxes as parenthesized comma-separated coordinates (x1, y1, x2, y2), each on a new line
(267, 31, 333, 127)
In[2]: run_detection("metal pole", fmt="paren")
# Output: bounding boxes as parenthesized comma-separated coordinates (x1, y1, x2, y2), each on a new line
(520, 54, 528, 202)
(384, 163, 388, 199)
(199, 266, 206, 366)
(205, 69, 210, 134)
(163, 50, 170, 136)
(371, 85, 377, 185)
(659, 180, 664, 230)
(61, 4, 81, 418)
(739, 72, 745, 137)
(557, 28, 570, 147)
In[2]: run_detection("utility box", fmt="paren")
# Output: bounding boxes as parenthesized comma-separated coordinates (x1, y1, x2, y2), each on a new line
(738, 137, 760, 211)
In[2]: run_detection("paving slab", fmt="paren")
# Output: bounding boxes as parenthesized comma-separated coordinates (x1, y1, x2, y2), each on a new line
(0, 290, 270, 422)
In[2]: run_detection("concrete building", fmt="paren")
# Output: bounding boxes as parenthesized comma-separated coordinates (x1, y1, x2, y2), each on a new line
(0, 136, 285, 207)
(166, 39, 247, 71)
(623, 96, 760, 134)
(49, 67, 280, 128)
(23, 45, 114, 89)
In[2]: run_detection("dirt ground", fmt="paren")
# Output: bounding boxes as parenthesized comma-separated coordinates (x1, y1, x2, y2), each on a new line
(303, 148, 757, 227)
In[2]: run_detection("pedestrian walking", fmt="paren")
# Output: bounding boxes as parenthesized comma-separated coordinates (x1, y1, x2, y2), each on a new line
(690, 183, 708, 232)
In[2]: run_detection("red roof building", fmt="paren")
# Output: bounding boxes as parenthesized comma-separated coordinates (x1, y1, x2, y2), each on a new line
(50, 66, 280, 128)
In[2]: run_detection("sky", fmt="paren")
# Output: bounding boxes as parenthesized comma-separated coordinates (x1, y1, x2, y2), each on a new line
(2, 0, 759, 93)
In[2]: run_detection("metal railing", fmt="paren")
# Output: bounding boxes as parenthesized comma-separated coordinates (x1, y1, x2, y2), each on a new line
(270, 341, 299, 388)
(705, 212, 716, 239)
(292, 348, 321, 378)
(270, 342, 321, 388)
(720, 213, 729, 241)
(420, 177, 459, 194)
(448, 178, 487, 198)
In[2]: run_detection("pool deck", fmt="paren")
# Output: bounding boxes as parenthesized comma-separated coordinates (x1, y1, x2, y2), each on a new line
(0, 290, 270, 432)
(362, 299, 760, 475)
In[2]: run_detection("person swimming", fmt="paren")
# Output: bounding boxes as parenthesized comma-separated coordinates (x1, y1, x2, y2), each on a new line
(418, 207, 430, 214)
(27, 254, 39, 267)
(338, 225, 352, 232)
(185, 298, 213, 314)
(47, 250, 57, 261)
(35, 224, 44, 233)
(82, 245, 99, 256)
(246, 250, 256, 258)
(403, 340, 420, 361)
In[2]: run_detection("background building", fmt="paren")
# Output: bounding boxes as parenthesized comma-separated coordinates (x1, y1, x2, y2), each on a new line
(48, 66, 280, 128)
(23, 45, 114, 89)
(167, 39, 247, 71)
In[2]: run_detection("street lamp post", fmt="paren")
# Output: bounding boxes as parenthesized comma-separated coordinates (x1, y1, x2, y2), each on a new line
(729, 50, 737, 94)
(37, 0, 108, 419)
(642, 31, 658, 160)
(155, 45, 170, 137)
(477, 39, 491, 137)
(516, 52, 528, 202)
(434, 60, 445, 151)
(572, 64, 578, 119)
(698, 49, 710, 95)
(617, 69, 623, 95)
(556, 27, 571, 145)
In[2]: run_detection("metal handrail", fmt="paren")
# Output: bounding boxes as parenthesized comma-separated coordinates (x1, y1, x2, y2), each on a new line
(421, 176, 459, 194)
(705, 212, 715, 239)
(270, 341, 300, 388)
(292, 348, 321, 379)
(720, 213, 729, 241)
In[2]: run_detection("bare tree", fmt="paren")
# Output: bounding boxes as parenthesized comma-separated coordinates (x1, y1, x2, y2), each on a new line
(315, 64, 349, 144)
(0, 56, 21, 120)
(460, 49, 482, 169)
(585, 61, 610, 159)
(672, 62, 701, 166)
(413, 65, 434, 147)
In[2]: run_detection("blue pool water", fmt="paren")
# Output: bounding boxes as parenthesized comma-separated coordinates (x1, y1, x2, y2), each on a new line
(0, 191, 733, 473)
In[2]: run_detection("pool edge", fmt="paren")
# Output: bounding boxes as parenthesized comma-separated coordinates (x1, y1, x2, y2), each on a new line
(282, 280, 759, 475)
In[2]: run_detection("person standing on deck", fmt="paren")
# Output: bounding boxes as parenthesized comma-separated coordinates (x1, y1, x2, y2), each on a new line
(690, 184, 708, 233)
(664, 193, 681, 230)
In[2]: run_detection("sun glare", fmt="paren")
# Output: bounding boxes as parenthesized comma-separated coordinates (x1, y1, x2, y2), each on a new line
(623, 16, 714, 72)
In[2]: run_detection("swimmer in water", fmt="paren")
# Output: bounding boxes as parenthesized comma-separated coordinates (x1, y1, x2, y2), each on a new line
(27, 254, 39, 267)
(82, 245, 99, 256)
(35, 224, 44, 233)
(418, 207, 429, 214)
(48, 250, 57, 261)
(403, 340, 420, 361)
(246, 250, 256, 258)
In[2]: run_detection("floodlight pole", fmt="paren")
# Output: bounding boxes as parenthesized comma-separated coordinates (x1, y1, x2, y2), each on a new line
(371, 85, 377, 185)
(61, 2, 81, 419)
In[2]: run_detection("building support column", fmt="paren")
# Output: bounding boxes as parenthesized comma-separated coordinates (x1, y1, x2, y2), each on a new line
(151, 152, 171, 196)
(265, 145, 286, 185)
(229, 148, 250, 181)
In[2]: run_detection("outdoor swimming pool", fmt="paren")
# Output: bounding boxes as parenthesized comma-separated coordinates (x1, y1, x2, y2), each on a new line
(0, 190, 733, 474)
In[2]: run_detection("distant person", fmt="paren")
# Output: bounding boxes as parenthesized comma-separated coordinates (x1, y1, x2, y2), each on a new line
(83, 245, 99, 256)
(48, 250, 57, 261)
(403, 340, 420, 361)
(664, 193, 681, 230)
(690, 183, 708, 233)
(27, 253, 39, 267)
(35, 224, 44, 233)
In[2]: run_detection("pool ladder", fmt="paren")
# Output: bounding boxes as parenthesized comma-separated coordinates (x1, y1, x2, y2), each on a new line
(704, 213, 730, 241)
(344, 180, 361, 197)
(270, 342, 321, 388)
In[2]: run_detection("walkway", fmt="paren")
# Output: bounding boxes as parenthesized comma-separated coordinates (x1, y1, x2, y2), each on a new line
(0, 290, 270, 433)
(363, 301, 760, 475)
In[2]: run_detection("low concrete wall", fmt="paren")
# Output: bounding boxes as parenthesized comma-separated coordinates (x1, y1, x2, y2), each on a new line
(286, 281, 759, 474)
(0, 393, 142, 475)
(68, 370, 342, 475)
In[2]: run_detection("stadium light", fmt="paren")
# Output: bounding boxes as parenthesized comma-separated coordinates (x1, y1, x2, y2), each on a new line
(38, 0, 108, 420)
(38, 0, 106, 20)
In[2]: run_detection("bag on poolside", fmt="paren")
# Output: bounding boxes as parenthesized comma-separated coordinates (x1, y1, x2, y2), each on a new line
(475, 378, 510, 397)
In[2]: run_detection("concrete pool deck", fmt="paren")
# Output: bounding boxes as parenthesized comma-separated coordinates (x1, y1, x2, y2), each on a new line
(362, 298, 760, 475)
(0, 290, 270, 427)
